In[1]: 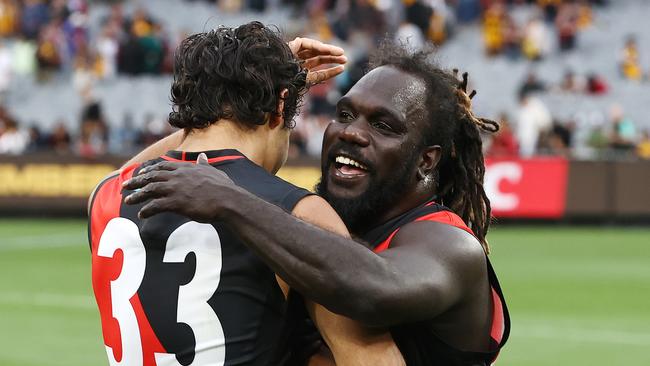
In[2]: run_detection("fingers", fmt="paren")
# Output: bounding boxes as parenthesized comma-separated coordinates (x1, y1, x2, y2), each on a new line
(124, 182, 171, 205)
(302, 55, 347, 70)
(307, 65, 345, 86)
(138, 197, 174, 219)
(138, 161, 185, 176)
(123, 170, 172, 191)
(289, 37, 344, 58)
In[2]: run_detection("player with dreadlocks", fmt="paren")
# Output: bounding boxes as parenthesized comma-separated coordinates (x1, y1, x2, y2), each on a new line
(123, 41, 510, 365)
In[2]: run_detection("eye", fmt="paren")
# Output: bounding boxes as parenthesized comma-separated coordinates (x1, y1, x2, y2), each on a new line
(337, 110, 354, 122)
(371, 120, 394, 132)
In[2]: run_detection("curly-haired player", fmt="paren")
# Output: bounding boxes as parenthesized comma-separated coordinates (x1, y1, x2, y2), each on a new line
(88, 22, 404, 366)
(124, 41, 510, 365)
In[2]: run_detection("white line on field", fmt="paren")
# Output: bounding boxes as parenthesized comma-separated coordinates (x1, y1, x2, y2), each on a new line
(0, 232, 86, 251)
(0, 292, 95, 310)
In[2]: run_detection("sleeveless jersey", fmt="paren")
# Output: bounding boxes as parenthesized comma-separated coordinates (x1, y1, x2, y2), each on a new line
(88, 149, 312, 366)
(362, 200, 510, 366)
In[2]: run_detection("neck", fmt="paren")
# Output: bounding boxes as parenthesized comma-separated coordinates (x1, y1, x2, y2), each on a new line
(177, 119, 274, 173)
(369, 188, 434, 230)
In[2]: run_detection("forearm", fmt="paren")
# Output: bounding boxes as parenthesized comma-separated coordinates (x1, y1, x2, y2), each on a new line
(223, 192, 391, 320)
(121, 130, 185, 168)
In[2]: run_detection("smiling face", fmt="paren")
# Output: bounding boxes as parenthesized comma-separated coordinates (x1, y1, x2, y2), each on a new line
(316, 66, 433, 233)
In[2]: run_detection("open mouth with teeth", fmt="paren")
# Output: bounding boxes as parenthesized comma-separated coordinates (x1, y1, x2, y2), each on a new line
(333, 155, 369, 177)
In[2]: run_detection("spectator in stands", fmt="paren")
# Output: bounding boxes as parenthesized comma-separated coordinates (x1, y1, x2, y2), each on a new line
(556, 2, 579, 52)
(637, 131, 650, 160)
(77, 101, 107, 158)
(20, 0, 50, 40)
(608, 104, 637, 153)
(11, 34, 37, 76)
(538, 0, 561, 23)
(72, 44, 96, 97)
(456, 0, 481, 23)
(620, 36, 642, 81)
(522, 14, 551, 61)
(545, 120, 574, 157)
(586, 73, 608, 95)
(96, 21, 119, 79)
(487, 112, 519, 157)
(516, 92, 552, 157)
(482, 2, 505, 56)
(36, 19, 65, 81)
(26, 124, 46, 152)
(576, 0, 593, 30)
(0, 114, 28, 154)
(502, 13, 522, 60)
(0, 0, 19, 37)
(559, 69, 584, 93)
(518, 71, 546, 97)
(49, 120, 72, 154)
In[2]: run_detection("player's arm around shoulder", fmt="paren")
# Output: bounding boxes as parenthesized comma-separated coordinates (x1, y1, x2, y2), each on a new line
(290, 195, 405, 366)
(367, 220, 488, 327)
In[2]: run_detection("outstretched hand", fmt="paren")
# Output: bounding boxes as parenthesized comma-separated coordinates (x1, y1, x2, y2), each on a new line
(122, 153, 241, 221)
(288, 37, 347, 86)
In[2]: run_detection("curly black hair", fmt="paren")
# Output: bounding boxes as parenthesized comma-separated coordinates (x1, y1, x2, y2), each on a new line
(369, 42, 500, 252)
(168, 21, 307, 130)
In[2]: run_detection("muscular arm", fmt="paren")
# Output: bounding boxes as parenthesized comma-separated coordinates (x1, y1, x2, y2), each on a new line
(291, 196, 404, 365)
(220, 191, 485, 327)
(123, 162, 486, 327)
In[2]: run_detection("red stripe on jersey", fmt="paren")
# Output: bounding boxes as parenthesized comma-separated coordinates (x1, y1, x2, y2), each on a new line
(132, 294, 167, 366)
(373, 230, 399, 253)
(414, 211, 475, 236)
(373, 211, 474, 254)
(160, 155, 245, 164)
(490, 288, 505, 344)
(90, 164, 167, 363)
(90, 168, 132, 361)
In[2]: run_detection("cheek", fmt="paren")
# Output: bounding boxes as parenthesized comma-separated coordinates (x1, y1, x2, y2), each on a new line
(321, 122, 340, 153)
(376, 140, 412, 171)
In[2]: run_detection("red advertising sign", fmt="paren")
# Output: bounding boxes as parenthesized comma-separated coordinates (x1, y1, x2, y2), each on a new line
(485, 158, 569, 218)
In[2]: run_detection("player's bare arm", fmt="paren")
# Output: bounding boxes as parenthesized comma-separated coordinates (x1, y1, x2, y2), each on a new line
(292, 195, 404, 365)
(118, 37, 346, 170)
(123, 159, 486, 327)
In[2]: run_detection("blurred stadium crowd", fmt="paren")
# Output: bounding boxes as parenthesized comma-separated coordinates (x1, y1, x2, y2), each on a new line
(0, 0, 649, 160)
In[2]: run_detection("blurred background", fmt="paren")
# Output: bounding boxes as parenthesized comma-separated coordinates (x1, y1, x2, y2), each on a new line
(0, 0, 648, 365)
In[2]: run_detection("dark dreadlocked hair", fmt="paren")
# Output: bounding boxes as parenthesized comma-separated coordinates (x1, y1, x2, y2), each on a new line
(168, 21, 307, 131)
(369, 42, 499, 252)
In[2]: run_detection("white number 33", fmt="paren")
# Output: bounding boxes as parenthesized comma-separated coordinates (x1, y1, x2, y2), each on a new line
(97, 218, 226, 366)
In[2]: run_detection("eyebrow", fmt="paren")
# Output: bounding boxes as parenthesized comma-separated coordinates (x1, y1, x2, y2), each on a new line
(338, 96, 405, 123)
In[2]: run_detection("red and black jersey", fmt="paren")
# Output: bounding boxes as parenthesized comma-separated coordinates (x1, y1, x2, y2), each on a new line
(362, 200, 510, 366)
(88, 149, 311, 366)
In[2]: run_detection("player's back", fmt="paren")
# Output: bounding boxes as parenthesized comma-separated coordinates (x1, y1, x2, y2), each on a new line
(88, 149, 311, 366)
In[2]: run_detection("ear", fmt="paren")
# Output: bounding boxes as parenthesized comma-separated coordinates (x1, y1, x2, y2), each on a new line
(417, 145, 441, 180)
(269, 88, 289, 129)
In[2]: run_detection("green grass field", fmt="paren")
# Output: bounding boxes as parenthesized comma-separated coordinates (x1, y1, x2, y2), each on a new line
(0, 219, 649, 365)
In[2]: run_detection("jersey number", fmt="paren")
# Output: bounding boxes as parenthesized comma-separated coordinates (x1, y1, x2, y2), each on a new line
(97, 218, 226, 366)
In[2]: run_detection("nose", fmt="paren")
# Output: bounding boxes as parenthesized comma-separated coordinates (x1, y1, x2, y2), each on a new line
(339, 120, 370, 147)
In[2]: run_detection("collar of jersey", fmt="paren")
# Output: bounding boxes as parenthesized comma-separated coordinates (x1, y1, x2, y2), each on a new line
(162, 149, 246, 164)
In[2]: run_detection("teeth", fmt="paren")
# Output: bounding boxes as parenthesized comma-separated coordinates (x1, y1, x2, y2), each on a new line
(335, 156, 367, 170)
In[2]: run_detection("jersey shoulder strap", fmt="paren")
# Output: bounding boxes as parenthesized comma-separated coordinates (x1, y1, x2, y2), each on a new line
(88, 163, 141, 253)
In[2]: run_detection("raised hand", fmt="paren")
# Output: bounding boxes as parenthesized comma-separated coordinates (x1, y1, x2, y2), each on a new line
(288, 37, 347, 86)
(122, 153, 242, 221)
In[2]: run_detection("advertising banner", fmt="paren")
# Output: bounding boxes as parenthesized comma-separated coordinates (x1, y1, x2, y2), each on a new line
(485, 158, 569, 218)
